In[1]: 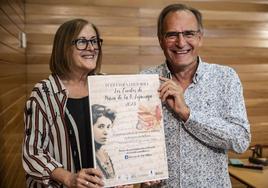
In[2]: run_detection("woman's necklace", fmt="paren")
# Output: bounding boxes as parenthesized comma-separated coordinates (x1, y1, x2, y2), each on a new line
(96, 148, 115, 178)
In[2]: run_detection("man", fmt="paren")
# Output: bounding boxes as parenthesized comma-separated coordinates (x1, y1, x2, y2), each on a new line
(141, 4, 251, 187)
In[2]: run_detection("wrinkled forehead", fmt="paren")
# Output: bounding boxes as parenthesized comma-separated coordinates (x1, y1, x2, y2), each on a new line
(163, 10, 199, 31)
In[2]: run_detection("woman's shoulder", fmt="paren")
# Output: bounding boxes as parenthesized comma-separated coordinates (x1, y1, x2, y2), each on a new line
(29, 74, 57, 98)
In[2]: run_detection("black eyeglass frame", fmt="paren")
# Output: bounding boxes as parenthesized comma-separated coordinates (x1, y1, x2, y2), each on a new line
(164, 30, 200, 40)
(71, 38, 103, 50)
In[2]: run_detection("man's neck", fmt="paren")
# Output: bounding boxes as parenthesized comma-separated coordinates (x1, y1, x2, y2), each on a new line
(169, 61, 198, 91)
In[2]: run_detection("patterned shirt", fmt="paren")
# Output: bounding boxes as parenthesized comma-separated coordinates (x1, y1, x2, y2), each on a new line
(22, 74, 81, 188)
(141, 58, 251, 188)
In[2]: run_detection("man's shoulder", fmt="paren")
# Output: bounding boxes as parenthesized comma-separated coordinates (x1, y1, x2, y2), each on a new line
(203, 61, 237, 76)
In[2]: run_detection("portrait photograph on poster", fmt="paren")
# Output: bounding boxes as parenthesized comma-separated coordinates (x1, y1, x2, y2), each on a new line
(88, 74, 169, 187)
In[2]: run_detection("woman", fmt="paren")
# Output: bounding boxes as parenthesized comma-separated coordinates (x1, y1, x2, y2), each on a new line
(22, 18, 160, 188)
(92, 104, 116, 179)
(22, 18, 105, 188)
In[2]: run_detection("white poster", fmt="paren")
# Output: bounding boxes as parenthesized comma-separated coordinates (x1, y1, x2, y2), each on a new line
(88, 74, 168, 187)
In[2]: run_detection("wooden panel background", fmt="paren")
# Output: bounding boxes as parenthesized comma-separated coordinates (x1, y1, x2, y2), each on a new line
(0, 0, 267, 187)
(25, 0, 268, 151)
(0, 0, 27, 187)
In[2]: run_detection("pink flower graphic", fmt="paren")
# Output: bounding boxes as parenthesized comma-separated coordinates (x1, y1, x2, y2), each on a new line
(136, 104, 162, 130)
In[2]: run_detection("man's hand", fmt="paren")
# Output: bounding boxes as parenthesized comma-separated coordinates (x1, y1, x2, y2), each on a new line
(159, 76, 190, 122)
(141, 180, 161, 187)
(115, 185, 134, 188)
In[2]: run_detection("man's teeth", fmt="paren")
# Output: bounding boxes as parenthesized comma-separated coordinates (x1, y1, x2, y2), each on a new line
(175, 50, 189, 54)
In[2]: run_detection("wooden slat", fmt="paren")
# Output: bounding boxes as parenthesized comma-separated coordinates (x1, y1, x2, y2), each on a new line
(247, 107, 268, 116)
(0, 25, 20, 48)
(0, 95, 26, 135)
(139, 8, 268, 21)
(199, 47, 268, 58)
(230, 64, 268, 73)
(0, 44, 25, 64)
(239, 73, 268, 81)
(26, 24, 59, 34)
(244, 90, 268, 99)
(102, 46, 139, 55)
(141, 26, 268, 39)
(1, 141, 24, 187)
(4, 155, 25, 187)
(16, 0, 25, 12)
(27, 25, 139, 37)
(101, 64, 140, 74)
(0, 2, 24, 31)
(243, 82, 268, 90)
(202, 57, 268, 65)
(249, 115, 268, 124)
(102, 55, 165, 65)
(0, 40, 25, 59)
(26, 37, 161, 48)
(0, 74, 26, 96)
(204, 29, 268, 39)
(203, 38, 268, 48)
(26, 33, 54, 45)
(26, 44, 51, 54)
(203, 10, 268, 22)
(143, 46, 268, 57)
(26, 54, 166, 65)
(0, 85, 27, 114)
(246, 98, 268, 108)
(26, 0, 90, 5)
(0, 62, 26, 77)
(0, 9, 21, 38)
(26, 54, 50, 64)
(26, 74, 49, 93)
(26, 64, 50, 74)
(26, 15, 156, 27)
(204, 20, 268, 30)
(8, 0, 25, 22)
(26, 4, 139, 17)
(92, 0, 268, 12)
(26, 57, 158, 75)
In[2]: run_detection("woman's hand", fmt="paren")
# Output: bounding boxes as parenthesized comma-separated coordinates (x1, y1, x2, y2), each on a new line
(68, 168, 104, 188)
(51, 167, 104, 188)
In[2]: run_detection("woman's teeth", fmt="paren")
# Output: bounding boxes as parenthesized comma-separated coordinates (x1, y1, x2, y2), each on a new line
(82, 54, 94, 59)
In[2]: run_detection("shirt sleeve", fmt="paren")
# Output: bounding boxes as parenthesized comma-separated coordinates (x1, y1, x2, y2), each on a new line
(22, 94, 63, 185)
(183, 68, 251, 153)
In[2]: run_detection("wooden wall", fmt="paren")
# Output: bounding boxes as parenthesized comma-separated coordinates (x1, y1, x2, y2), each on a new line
(26, 0, 268, 154)
(0, 0, 267, 187)
(0, 0, 27, 187)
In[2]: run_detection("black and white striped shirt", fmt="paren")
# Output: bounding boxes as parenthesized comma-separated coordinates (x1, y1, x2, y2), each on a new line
(22, 74, 82, 188)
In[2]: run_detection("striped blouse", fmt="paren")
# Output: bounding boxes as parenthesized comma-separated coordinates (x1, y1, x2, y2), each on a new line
(22, 74, 82, 188)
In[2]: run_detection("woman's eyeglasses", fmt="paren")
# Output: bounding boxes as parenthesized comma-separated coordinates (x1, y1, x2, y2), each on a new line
(72, 38, 103, 51)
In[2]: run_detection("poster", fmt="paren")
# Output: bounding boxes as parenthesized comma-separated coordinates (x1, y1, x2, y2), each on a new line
(88, 74, 168, 187)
